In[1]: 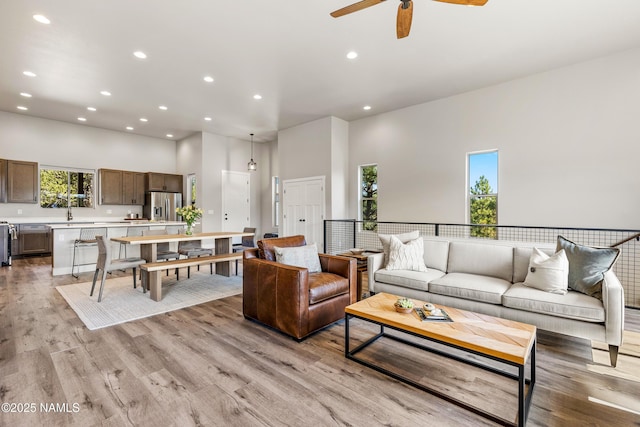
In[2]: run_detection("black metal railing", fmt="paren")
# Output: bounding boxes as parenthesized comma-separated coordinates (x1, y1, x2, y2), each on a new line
(324, 220, 640, 309)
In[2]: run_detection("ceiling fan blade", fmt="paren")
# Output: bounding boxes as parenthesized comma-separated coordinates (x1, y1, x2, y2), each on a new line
(330, 0, 387, 18)
(396, 1, 413, 39)
(433, 0, 489, 6)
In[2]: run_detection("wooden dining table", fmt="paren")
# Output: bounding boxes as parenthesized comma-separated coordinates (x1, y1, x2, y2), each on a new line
(111, 231, 254, 301)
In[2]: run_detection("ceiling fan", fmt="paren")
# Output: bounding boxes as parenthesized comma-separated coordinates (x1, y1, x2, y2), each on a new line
(330, 0, 489, 39)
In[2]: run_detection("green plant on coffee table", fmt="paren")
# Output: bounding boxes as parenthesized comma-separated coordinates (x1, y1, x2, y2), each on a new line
(395, 298, 414, 309)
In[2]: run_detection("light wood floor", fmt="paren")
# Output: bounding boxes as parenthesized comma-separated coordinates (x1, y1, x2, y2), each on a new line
(1, 257, 639, 427)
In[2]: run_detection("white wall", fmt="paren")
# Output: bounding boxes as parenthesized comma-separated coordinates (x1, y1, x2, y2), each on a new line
(0, 111, 176, 221)
(278, 116, 349, 221)
(348, 48, 640, 230)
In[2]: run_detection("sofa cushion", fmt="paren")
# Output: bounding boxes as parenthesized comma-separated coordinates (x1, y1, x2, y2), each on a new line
(556, 236, 620, 299)
(503, 283, 605, 322)
(447, 241, 514, 282)
(379, 230, 420, 267)
(386, 236, 427, 272)
(258, 235, 306, 261)
(523, 248, 569, 294)
(274, 244, 321, 273)
(375, 268, 446, 292)
(423, 238, 450, 272)
(308, 272, 349, 305)
(429, 272, 512, 305)
(513, 246, 555, 283)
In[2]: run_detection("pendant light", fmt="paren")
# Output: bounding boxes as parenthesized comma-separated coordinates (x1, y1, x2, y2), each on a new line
(248, 133, 257, 171)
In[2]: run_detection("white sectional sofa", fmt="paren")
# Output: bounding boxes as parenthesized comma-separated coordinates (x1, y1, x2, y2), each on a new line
(367, 237, 625, 366)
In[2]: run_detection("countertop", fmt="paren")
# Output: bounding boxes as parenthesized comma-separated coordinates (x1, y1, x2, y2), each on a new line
(47, 220, 186, 229)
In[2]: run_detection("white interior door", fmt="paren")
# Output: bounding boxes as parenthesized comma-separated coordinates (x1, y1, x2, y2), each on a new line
(222, 171, 250, 239)
(282, 176, 325, 248)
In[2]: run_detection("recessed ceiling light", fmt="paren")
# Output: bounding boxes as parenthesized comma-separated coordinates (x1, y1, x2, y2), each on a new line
(253, 94, 262, 100)
(23, 71, 36, 77)
(87, 107, 97, 111)
(17, 106, 28, 111)
(346, 51, 358, 59)
(126, 126, 134, 131)
(100, 90, 111, 96)
(33, 14, 51, 24)
(158, 105, 168, 110)
(133, 51, 147, 59)
(204, 117, 212, 121)
(363, 105, 372, 110)
(139, 118, 148, 122)
(166, 134, 174, 138)
(203, 76, 214, 83)
(77, 117, 87, 122)
(20, 92, 32, 98)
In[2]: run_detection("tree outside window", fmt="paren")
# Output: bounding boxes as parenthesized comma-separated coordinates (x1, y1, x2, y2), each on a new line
(360, 165, 377, 231)
(40, 168, 95, 208)
(468, 152, 498, 238)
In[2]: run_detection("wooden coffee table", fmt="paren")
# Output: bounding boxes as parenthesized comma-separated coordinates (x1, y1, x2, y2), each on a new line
(345, 292, 536, 427)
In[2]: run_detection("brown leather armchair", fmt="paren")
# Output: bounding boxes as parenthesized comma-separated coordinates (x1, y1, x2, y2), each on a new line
(243, 235, 357, 340)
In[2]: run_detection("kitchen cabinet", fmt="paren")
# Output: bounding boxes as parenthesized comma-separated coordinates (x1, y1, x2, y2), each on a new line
(14, 224, 51, 256)
(147, 172, 183, 193)
(0, 159, 6, 203)
(99, 169, 123, 205)
(123, 171, 146, 205)
(7, 160, 38, 203)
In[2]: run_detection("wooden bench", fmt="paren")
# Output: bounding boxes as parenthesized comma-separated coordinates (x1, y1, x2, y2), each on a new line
(140, 253, 242, 275)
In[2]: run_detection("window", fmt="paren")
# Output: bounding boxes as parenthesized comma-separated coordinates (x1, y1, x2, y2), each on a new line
(187, 174, 197, 206)
(40, 167, 95, 208)
(360, 164, 377, 231)
(468, 151, 498, 238)
(272, 176, 280, 227)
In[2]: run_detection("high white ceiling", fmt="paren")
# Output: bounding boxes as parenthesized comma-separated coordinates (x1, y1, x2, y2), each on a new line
(1, 0, 640, 144)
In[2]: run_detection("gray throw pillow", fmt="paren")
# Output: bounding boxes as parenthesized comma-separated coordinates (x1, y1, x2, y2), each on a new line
(556, 236, 620, 299)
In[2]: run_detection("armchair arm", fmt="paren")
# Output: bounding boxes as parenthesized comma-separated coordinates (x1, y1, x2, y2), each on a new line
(319, 254, 357, 303)
(367, 252, 385, 293)
(602, 269, 624, 346)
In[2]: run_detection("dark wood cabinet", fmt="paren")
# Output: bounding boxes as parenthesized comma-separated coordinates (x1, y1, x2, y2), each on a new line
(99, 169, 123, 205)
(147, 172, 182, 193)
(15, 224, 51, 256)
(0, 159, 6, 203)
(7, 160, 38, 203)
(123, 171, 146, 205)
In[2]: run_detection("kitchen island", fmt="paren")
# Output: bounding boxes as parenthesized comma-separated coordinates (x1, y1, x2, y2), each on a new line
(48, 221, 186, 276)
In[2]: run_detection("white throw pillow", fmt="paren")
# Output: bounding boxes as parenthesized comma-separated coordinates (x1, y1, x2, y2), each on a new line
(379, 230, 420, 267)
(523, 248, 569, 294)
(274, 244, 322, 273)
(386, 236, 428, 272)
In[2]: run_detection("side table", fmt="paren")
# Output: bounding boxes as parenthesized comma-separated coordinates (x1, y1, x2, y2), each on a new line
(337, 251, 377, 300)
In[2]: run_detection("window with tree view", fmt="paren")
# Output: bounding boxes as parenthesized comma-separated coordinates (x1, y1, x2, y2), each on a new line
(360, 164, 377, 231)
(40, 167, 95, 208)
(468, 151, 498, 238)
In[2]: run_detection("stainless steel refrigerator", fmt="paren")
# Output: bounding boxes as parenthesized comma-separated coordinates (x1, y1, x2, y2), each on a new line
(144, 192, 182, 222)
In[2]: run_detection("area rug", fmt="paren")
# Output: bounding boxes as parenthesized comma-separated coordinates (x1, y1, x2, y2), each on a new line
(56, 273, 242, 330)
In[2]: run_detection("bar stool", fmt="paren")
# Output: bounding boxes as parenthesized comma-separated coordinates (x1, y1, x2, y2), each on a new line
(119, 226, 149, 258)
(72, 227, 107, 278)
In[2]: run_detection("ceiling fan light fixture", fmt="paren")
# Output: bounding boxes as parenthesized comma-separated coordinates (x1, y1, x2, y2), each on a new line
(248, 133, 257, 171)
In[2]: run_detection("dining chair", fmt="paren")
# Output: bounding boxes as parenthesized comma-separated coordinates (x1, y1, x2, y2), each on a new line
(90, 235, 146, 302)
(142, 228, 181, 278)
(178, 230, 213, 278)
(232, 227, 256, 275)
